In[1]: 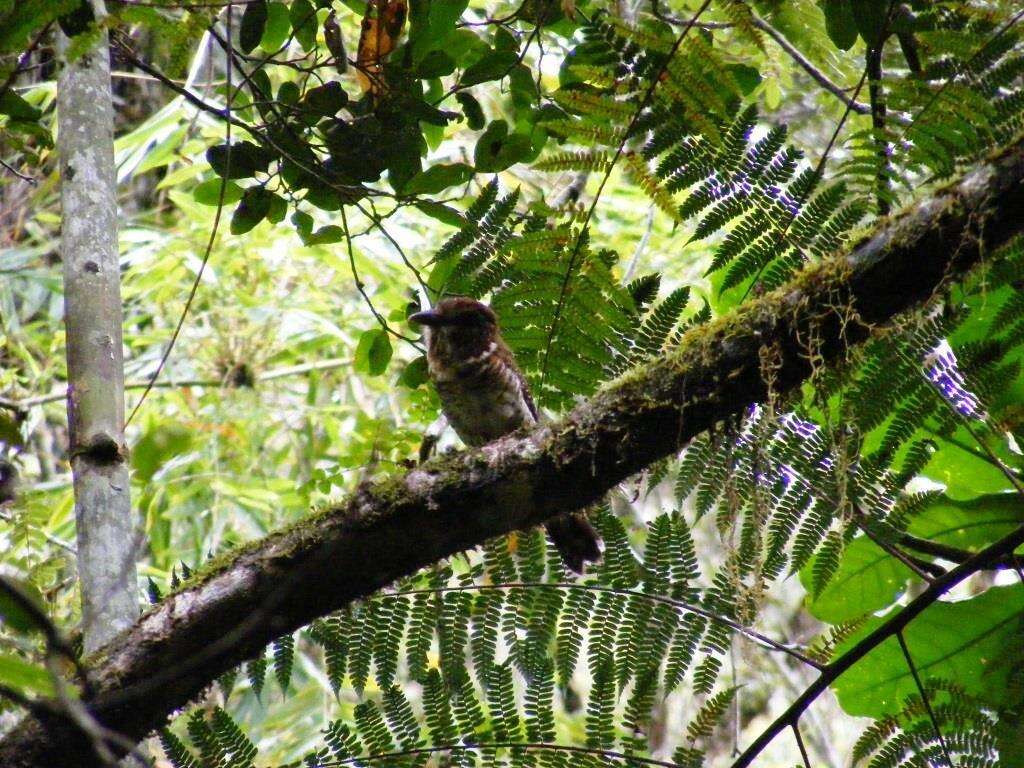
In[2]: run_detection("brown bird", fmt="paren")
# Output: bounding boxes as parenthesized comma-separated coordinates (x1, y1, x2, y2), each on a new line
(409, 296, 602, 573)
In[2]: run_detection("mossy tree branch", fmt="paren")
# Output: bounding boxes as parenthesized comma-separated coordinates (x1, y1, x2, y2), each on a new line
(2, 136, 1023, 768)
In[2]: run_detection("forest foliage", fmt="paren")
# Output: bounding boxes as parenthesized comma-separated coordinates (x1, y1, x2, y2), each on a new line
(2, 0, 1024, 766)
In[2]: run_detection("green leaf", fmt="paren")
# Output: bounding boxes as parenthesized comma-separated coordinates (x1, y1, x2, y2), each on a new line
(0, 89, 40, 121)
(300, 81, 348, 117)
(193, 179, 245, 206)
(410, 0, 469, 62)
(415, 50, 456, 79)
(850, 0, 891, 48)
(291, 210, 314, 240)
(474, 120, 531, 172)
(801, 537, 914, 624)
(460, 49, 519, 87)
(414, 201, 465, 227)
(261, 2, 290, 51)
(833, 584, 1024, 717)
(0, 653, 55, 697)
(456, 92, 485, 130)
(277, 80, 300, 105)
(238, 0, 268, 54)
(908, 493, 1024, 552)
(728, 64, 761, 95)
(493, 25, 518, 53)
(303, 225, 344, 245)
(230, 187, 274, 234)
(402, 163, 474, 195)
(289, 0, 317, 52)
(398, 356, 429, 388)
(267, 192, 288, 223)
(0, 578, 46, 636)
(924, 429, 1013, 499)
(131, 424, 194, 482)
(206, 142, 273, 179)
(354, 329, 393, 376)
(817, 0, 858, 50)
(508, 63, 538, 108)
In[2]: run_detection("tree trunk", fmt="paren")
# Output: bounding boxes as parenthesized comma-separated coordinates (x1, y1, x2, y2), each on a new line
(57, 3, 139, 655)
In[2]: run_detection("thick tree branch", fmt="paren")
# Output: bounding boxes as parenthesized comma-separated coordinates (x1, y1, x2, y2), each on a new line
(2, 136, 1024, 767)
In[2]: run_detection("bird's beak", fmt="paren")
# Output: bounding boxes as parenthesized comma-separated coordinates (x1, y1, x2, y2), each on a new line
(408, 310, 443, 327)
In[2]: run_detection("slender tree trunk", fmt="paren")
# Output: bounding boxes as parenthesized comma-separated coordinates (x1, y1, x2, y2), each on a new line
(58, 3, 139, 655)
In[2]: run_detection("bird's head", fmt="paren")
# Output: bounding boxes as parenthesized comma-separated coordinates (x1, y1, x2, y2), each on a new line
(409, 297, 500, 363)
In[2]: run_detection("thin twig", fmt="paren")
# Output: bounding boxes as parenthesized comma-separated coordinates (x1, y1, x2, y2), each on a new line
(791, 722, 812, 768)
(896, 629, 953, 768)
(124, 4, 237, 427)
(0, 575, 91, 695)
(339, 206, 421, 345)
(1, 358, 353, 412)
(854, 514, 942, 581)
(898, 531, 1024, 570)
(0, 157, 36, 184)
(731, 521, 1024, 767)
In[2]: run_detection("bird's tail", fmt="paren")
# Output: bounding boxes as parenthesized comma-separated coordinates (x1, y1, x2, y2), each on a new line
(545, 511, 602, 574)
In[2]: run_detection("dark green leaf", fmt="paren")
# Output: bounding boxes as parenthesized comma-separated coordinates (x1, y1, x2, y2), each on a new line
(354, 329, 393, 376)
(398, 356, 429, 388)
(291, 210, 315, 243)
(57, 0, 94, 38)
(289, 0, 317, 52)
(402, 163, 474, 195)
(415, 50, 456, 79)
(0, 89, 41, 121)
(267, 192, 288, 223)
(456, 92, 485, 130)
(851, 0, 891, 48)
(230, 187, 274, 234)
(261, 2, 291, 51)
(206, 142, 273, 179)
(818, 0, 858, 50)
(277, 81, 300, 105)
(300, 81, 349, 117)
(508, 64, 538, 107)
(304, 185, 342, 210)
(0, 578, 46, 636)
(414, 201, 466, 227)
(474, 120, 531, 172)
(493, 26, 518, 53)
(728, 64, 761, 95)
(460, 49, 519, 87)
(193, 179, 245, 206)
(303, 225, 344, 245)
(238, 0, 268, 54)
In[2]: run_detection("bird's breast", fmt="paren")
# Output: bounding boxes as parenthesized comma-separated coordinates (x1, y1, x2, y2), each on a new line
(434, 357, 535, 447)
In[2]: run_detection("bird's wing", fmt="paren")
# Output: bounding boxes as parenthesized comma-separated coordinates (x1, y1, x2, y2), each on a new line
(516, 367, 540, 424)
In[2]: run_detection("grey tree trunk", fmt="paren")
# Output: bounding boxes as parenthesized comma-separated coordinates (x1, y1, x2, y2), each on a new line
(57, 4, 139, 655)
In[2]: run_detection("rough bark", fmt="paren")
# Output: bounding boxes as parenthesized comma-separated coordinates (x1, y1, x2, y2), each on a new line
(2, 137, 1023, 768)
(57, 6, 139, 655)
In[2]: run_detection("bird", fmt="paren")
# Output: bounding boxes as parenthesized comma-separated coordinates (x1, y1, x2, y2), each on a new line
(409, 296, 602, 573)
